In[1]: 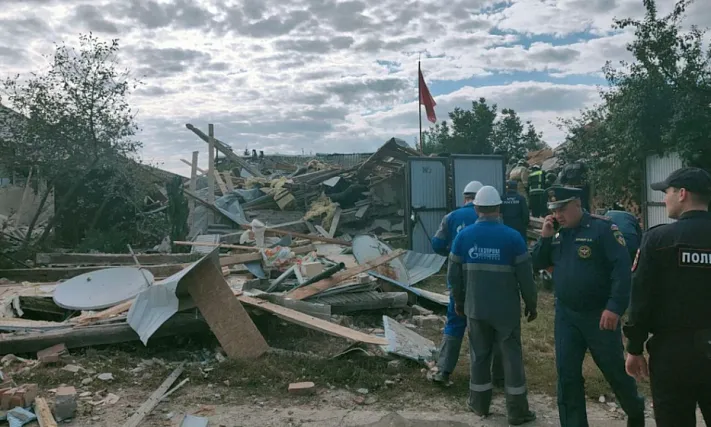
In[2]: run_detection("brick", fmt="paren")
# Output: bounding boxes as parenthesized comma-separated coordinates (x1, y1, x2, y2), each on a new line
(412, 314, 443, 329)
(20, 384, 38, 407)
(288, 382, 315, 396)
(54, 386, 77, 421)
(37, 343, 67, 364)
(1, 388, 17, 410)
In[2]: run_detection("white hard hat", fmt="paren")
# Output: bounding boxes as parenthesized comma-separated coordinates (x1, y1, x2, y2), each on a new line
(463, 181, 483, 195)
(474, 186, 502, 206)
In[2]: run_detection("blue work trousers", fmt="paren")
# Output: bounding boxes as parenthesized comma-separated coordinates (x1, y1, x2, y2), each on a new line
(445, 294, 467, 338)
(555, 303, 645, 427)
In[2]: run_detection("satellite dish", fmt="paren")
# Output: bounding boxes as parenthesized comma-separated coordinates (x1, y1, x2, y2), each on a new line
(352, 235, 410, 285)
(53, 267, 153, 311)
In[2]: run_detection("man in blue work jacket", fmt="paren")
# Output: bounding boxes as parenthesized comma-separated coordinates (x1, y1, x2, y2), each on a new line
(431, 181, 503, 385)
(449, 186, 538, 425)
(531, 187, 645, 427)
(501, 180, 530, 242)
(604, 207, 643, 262)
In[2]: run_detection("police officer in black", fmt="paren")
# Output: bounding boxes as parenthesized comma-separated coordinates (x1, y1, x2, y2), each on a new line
(623, 167, 711, 426)
(501, 180, 530, 241)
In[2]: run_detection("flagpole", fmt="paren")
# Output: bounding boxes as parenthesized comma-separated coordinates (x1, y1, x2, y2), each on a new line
(418, 60, 423, 154)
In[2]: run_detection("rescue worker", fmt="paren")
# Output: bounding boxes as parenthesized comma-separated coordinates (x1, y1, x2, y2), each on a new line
(432, 181, 504, 384)
(501, 180, 529, 242)
(604, 207, 643, 261)
(527, 165, 545, 217)
(623, 167, 711, 426)
(531, 186, 645, 427)
(448, 186, 538, 425)
(509, 159, 530, 201)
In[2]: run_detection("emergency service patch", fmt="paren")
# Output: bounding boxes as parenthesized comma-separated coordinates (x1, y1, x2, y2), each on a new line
(613, 230, 626, 246)
(631, 249, 640, 272)
(578, 245, 592, 259)
(611, 224, 619, 231)
(679, 249, 711, 268)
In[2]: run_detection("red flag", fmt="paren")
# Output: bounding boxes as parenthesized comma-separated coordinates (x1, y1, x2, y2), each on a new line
(419, 68, 437, 123)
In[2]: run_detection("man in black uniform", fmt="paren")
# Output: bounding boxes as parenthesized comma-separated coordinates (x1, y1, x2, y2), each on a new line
(501, 180, 530, 241)
(623, 167, 711, 426)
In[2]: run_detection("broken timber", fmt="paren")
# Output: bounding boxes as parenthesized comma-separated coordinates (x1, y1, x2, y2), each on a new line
(240, 224, 351, 246)
(35, 253, 201, 266)
(238, 295, 387, 345)
(0, 263, 190, 282)
(122, 363, 186, 427)
(219, 244, 315, 267)
(285, 249, 406, 300)
(185, 123, 263, 178)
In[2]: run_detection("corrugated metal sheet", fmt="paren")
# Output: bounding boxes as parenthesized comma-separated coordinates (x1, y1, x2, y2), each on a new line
(646, 153, 682, 204)
(645, 153, 682, 228)
(402, 251, 446, 285)
(451, 155, 505, 207)
(409, 159, 448, 254)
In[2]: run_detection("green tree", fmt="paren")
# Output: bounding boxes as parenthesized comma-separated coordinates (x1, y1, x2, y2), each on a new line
(560, 0, 711, 208)
(422, 98, 546, 161)
(0, 34, 147, 248)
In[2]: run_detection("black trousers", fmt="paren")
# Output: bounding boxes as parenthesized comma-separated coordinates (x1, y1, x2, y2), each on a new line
(648, 332, 711, 426)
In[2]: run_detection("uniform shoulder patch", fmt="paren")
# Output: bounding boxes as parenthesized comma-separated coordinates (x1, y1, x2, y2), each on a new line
(613, 230, 626, 246)
(631, 249, 640, 272)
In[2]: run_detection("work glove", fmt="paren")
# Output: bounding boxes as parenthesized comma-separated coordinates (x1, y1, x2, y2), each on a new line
(525, 306, 537, 322)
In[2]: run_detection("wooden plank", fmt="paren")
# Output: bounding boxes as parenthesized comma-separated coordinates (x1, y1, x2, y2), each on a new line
(173, 241, 255, 251)
(72, 300, 133, 325)
(181, 157, 206, 174)
(35, 253, 200, 266)
(285, 249, 406, 300)
(328, 207, 342, 238)
(0, 314, 210, 355)
(314, 225, 329, 238)
(213, 169, 228, 195)
(34, 397, 58, 427)
(219, 244, 315, 267)
(185, 124, 264, 178)
(0, 263, 190, 282)
(185, 256, 268, 359)
(122, 363, 186, 427)
(240, 225, 351, 246)
(276, 192, 295, 210)
(223, 171, 235, 192)
(207, 124, 216, 225)
(238, 295, 387, 345)
(189, 151, 199, 228)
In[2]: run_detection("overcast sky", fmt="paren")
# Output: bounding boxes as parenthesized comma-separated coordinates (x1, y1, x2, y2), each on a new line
(1, 0, 709, 175)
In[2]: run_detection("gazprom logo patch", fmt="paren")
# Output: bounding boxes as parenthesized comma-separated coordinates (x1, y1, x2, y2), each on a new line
(468, 244, 501, 261)
(679, 249, 711, 268)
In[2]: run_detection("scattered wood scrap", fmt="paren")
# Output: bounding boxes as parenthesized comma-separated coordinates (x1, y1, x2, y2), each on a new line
(35, 253, 201, 266)
(121, 362, 186, 427)
(286, 249, 406, 300)
(34, 397, 58, 427)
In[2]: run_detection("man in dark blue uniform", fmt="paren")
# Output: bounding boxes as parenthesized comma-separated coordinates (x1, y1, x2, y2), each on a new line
(501, 180, 529, 242)
(431, 181, 503, 385)
(604, 208, 643, 261)
(623, 167, 711, 426)
(531, 186, 645, 427)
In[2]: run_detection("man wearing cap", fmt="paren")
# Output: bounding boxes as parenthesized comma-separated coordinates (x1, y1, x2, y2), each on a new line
(527, 165, 545, 217)
(623, 167, 711, 426)
(531, 186, 645, 427)
(502, 180, 530, 242)
(431, 181, 504, 385)
(448, 185, 538, 425)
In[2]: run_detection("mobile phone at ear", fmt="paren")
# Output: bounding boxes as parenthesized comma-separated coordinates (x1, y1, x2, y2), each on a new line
(553, 218, 560, 231)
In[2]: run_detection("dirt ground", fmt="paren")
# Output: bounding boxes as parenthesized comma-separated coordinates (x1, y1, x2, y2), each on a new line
(8, 288, 706, 426)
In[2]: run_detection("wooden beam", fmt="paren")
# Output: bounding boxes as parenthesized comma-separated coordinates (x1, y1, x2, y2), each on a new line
(223, 171, 235, 192)
(238, 295, 387, 345)
(35, 252, 201, 266)
(0, 263, 190, 282)
(189, 151, 199, 229)
(181, 158, 206, 175)
(185, 123, 263, 177)
(240, 224, 351, 246)
(0, 314, 210, 355)
(207, 124, 216, 225)
(173, 241, 255, 251)
(34, 397, 58, 427)
(285, 249, 405, 300)
(213, 169, 228, 195)
(122, 363, 186, 427)
(328, 207, 342, 238)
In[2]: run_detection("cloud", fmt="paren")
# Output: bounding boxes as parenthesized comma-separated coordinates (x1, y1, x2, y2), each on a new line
(1, 0, 709, 176)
